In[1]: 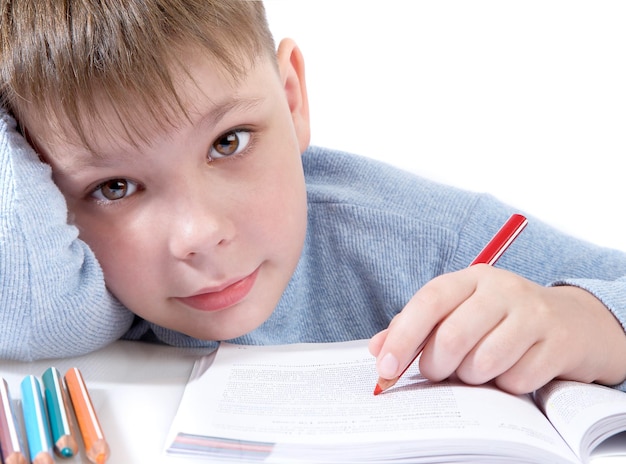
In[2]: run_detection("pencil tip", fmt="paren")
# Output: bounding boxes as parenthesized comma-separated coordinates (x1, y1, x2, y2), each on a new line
(373, 384, 383, 395)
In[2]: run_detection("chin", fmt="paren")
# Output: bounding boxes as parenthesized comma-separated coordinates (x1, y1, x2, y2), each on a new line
(183, 310, 272, 342)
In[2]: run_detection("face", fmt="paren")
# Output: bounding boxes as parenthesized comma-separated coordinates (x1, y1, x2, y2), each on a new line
(22, 41, 311, 341)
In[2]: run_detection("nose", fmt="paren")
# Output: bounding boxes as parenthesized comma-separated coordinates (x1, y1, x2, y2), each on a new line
(166, 189, 235, 262)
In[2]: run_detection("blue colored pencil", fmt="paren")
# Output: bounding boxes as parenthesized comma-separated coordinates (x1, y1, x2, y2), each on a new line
(20, 375, 54, 464)
(42, 367, 79, 458)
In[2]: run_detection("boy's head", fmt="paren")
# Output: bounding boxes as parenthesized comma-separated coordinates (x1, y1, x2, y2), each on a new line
(1, 0, 276, 145)
(1, 1, 312, 341)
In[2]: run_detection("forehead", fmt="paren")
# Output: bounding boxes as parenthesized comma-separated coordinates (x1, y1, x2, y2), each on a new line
(24, 50, 276, 161)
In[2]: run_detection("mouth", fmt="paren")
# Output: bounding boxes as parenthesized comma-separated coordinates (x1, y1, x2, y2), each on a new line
(175, 267, 260, 312)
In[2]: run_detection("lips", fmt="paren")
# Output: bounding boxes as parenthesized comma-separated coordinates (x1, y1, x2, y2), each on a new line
(176, 268, 259, 312)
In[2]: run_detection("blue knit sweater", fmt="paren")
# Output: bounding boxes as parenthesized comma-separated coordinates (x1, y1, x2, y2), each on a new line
(3, 110, 626, 391)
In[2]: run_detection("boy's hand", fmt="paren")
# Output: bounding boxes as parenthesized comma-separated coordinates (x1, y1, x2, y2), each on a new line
(369, 265, 626, 394)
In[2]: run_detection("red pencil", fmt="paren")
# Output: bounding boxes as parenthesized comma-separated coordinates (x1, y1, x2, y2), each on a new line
(373, 213, 528, 395)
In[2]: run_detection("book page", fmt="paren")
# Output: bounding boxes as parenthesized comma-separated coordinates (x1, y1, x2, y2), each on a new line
(535, 380, 626, 462)
(166, 340, 580, 463)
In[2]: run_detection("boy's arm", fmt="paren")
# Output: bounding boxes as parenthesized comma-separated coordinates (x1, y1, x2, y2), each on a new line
(0, 110, 135, 361)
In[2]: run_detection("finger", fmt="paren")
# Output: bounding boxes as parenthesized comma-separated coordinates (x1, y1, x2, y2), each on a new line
(454, 310, 539, 386)
(418, 289, 508, 382)
(368, 329, 388, 357)
(376, 269, 479, 380)
(494, 341, 560, 395)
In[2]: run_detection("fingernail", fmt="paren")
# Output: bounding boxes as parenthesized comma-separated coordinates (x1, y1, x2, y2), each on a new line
(378, 353, 399, 378)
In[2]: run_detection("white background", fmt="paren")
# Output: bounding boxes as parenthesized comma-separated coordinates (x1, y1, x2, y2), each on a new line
(264, 1, 626, 251)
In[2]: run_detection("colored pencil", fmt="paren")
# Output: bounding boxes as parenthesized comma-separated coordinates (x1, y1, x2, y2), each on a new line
(20, 375, 54, 464)
(64, 367, 110, 464)
(374, 213, 528, 395)
(42, 367, 79, 458)
(0, 378, 28, 464)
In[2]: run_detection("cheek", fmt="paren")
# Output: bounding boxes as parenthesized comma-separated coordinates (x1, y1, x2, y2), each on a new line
(77, 215, 160, 297)
(238, 152, 308, 255)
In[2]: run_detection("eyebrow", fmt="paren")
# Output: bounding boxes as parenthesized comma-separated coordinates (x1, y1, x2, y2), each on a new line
(199, 96, 263, 128)
(62, 95, 264, 173)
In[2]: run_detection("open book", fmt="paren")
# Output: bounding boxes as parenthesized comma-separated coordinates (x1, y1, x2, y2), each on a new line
(165, 339, 626, 463)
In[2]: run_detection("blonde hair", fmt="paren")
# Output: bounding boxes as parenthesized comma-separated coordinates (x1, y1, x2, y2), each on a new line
(0, 0, 276, 146)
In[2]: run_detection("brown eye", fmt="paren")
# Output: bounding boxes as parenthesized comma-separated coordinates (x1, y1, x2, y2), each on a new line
(91, 178, 138, 202)
(210, 129, 251, 160)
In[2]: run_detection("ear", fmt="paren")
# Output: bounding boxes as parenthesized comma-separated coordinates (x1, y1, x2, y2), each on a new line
(276, 38, 311, 153)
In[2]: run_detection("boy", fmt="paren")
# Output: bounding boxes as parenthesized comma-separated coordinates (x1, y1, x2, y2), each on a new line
(1, 0, 626, 395)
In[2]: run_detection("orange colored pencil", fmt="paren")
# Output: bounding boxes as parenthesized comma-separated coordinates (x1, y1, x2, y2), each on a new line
(64, 368, 110, 464)
(374, 213, 528, 395)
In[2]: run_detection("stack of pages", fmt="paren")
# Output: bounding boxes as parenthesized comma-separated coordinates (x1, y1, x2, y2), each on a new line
(166, 339, 626, 463)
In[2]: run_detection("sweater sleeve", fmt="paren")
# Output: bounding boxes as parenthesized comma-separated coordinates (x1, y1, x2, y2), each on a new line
(0, 110, 134, 361)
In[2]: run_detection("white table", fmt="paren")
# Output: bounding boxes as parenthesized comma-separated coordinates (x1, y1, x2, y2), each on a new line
(1, 340, 624, 464)
(0, 340, 214, 464)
